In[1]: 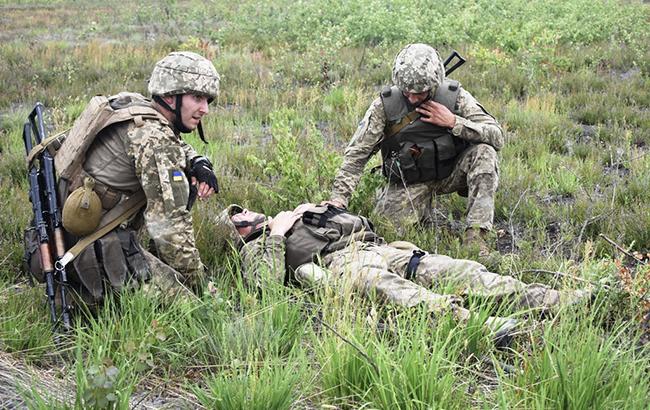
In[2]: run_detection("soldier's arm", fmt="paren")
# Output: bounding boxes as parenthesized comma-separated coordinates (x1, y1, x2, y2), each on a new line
(127, 122, 204, 283)
(331, 98, 386, 207)
(239, 235, 287, 288)
(451, 88, 504, 150)
(179, 139, 199, 162)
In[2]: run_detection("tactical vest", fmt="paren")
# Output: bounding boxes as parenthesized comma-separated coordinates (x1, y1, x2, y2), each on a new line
(380, 79, 468, 184)
(283, 205, 379, 273)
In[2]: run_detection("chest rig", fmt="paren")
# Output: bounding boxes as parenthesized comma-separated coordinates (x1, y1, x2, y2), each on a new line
(379, 79, 468, 184)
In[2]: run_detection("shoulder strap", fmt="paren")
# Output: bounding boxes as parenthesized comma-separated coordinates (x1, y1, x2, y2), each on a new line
(380, 85, 409, 122)
(433, 79, 461, 114)
(58, 190, 146, 268)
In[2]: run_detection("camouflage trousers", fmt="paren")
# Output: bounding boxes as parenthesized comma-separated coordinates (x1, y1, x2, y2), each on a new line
(311, 242, 572, 316)
(374, 143, 498, 231)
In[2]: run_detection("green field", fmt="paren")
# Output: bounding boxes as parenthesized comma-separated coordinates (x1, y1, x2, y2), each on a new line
(1, 0, 649, 408)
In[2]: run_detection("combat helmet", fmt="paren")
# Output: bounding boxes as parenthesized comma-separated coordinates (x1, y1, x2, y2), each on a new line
(148, 51, 220, 140)
(392, 43, 445, 94)
(148, 51, 220, 100)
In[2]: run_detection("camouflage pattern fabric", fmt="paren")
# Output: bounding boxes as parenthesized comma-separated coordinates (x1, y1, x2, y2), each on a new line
(331, 83, 504, 230)
(374, 143, 498, 231)
(148, 51, 220, 98)
(83, 116, 204, 286)
(239, 233, 584, 315)
(392, 43, 446, 93)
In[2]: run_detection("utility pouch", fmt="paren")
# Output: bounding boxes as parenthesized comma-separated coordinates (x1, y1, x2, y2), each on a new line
(116, 229, 151, 282)
(71, 244, 104, 300)
(96, 231, 128, 291)
(22, 226, 44, 283)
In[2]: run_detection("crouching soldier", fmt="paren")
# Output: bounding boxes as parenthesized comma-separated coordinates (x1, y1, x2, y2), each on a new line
(24, 51, 220, 311)
(215, 203, 590, 346)
(329, 43, 504, 256)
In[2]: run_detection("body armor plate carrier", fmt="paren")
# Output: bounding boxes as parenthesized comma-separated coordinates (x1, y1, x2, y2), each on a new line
(284, 205, 379, 274)
(380, 79, 467, 184)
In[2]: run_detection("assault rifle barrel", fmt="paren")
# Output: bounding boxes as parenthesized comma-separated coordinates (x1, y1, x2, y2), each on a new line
(23, 121, 58, 326)
(26, 103, 72, 331)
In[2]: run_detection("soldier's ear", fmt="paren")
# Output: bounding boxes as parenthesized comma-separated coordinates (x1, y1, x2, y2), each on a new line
(162, 95, 176, 109)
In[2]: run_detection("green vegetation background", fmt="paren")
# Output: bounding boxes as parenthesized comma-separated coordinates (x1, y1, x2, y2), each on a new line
(0, 0, 649, 408)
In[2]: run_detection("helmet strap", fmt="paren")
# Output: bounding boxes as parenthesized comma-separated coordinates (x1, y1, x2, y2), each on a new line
(197, 121, 208, 144)
(153, 95, 192, 134)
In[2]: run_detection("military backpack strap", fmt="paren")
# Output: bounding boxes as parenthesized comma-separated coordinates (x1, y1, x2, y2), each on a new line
(302, 205, 346, 228)
(380, 85, 421, 140)
(58, 189, 146, 268)
(385, 110, 421, 140)
(25, 131, 68, 168)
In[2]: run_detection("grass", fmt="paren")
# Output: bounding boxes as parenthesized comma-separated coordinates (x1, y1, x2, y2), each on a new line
(0, 0, 649, 408)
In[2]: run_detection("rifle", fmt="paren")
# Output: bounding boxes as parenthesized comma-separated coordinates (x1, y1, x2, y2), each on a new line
(443, 50, 466, 76)
(23, 103, 72, 332)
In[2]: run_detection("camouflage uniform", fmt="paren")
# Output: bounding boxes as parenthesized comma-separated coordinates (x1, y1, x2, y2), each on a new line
(216, 205, 585, 333)
(331, 44, 503, 231)
(239, 224, 578, 315)
(66, 51, 220, 301)
(83, 116, 202, 285)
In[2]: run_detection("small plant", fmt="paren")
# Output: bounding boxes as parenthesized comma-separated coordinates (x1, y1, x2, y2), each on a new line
(82, 361, 120, 409)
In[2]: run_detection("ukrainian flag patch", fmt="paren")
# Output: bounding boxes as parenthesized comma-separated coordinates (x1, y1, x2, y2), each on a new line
(172, 170, 184, 182)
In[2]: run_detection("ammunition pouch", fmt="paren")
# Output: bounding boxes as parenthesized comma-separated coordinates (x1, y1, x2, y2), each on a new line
(67, 228, 151, 303)
(382, 131, 467, 184)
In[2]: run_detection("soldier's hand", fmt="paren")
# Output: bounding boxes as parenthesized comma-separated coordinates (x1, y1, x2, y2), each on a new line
(189, 156, 218, 199)
(320, 198, 346, 209)
(269, 211, 301, 236)
(293, 203, 315, 214)
(416, 100, 456, 129)
(191, 177, 216, 199)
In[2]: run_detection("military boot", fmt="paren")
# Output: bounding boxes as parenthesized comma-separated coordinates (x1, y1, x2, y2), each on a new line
(464, 227, 490, 257)
(485, 316, 519, 349)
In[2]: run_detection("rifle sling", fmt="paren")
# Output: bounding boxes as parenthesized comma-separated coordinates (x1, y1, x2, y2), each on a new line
(58, 190, 146, 268)
(385, 111, 420, 139)
(25, 131, 68, 167)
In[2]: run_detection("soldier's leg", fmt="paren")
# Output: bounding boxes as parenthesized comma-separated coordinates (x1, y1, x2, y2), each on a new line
(323, 244, 519, 344)
(413, 253, 584, 310)
(430, 143, 499, 231)
(373, 181, 433, 229)
(322, 244, 460, 313)
(140, 249, 194, 300)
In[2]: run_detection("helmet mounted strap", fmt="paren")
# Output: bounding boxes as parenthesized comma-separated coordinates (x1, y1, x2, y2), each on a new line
(152, 95, 193, 135)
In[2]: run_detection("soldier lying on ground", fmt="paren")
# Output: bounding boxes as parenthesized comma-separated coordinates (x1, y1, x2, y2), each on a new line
(215, 203, 590, 346)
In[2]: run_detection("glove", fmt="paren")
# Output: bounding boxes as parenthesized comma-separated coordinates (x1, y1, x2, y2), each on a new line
(187, 156, 218, 211)
(189, 156, 219, 193)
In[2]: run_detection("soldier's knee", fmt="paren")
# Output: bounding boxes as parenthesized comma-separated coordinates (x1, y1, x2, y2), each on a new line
(472, 144, 498, 164)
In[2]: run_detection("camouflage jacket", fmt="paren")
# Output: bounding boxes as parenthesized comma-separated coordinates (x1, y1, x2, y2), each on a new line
(239, 234, 287, 288)
(331, 87, 504, 207)
(83, 116, 203, 279)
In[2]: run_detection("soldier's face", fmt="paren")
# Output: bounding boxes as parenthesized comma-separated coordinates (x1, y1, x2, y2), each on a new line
(231, 209, 267, 237)
(402, 90, 430, 106)
(179, 93, 210, 130)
